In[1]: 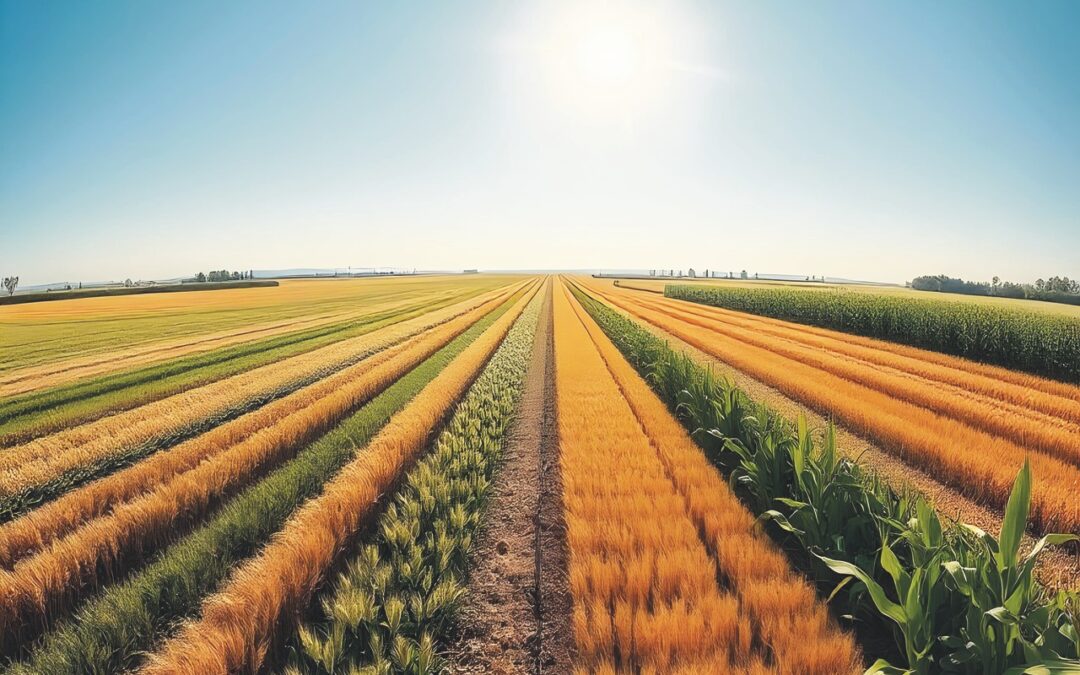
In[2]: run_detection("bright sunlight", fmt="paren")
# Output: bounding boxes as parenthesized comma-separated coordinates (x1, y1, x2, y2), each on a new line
(507, 1, 689, 126)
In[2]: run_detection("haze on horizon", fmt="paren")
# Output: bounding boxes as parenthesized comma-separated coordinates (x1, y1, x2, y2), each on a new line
(2, 0, 1078, 288)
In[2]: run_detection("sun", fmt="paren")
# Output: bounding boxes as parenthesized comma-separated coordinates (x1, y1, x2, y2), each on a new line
(500, 1, 711, 129)
(526, 3, 677, 123)
(573, 23, 644, 87)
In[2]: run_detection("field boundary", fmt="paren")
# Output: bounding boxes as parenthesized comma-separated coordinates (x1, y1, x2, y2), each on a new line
(0, 280, 279, 306)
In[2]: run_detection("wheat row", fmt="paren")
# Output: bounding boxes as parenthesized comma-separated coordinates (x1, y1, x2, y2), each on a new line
(137, 284, 537, 674)
(563, 283, 860, 673)
(618, 282, 1080, 412)
(599, 280, 1080, 422)
(621, 293, 1080, 463)
(285, 281, 546, 673)
(634, 290, 1080, 423)
(0, 286, 462, 396)
(552, 281, 858, 673)
(0, 283, 533, 647)
(592, 283, 1080, 535)
(0, 279, 485, 397)
(0, 306, 364, 398)
(0, 283, 531, 573)
(0, 282, 525, 500)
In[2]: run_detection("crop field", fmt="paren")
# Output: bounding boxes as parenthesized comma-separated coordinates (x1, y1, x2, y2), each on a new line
(0, 275, 516, 379)
(663, 283, 1080, 382)
(582, 278, 1080, 533)
(614, 277, 1080, 319)
(1, 274, 1078, 674)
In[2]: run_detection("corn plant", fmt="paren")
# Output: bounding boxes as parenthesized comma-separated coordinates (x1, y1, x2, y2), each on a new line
(818, 461, 1080, 673)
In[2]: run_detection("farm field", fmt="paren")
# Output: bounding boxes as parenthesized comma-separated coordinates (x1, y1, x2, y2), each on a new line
(580, 277, 1080, 535)
(612, 277, 1080, 319)
(9, 1, 1079, 672)
(0, 274, 1078, 674)
(0, 275, 518, 376)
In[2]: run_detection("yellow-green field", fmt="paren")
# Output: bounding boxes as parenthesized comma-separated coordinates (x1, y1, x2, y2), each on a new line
(0, 275, 519, 374)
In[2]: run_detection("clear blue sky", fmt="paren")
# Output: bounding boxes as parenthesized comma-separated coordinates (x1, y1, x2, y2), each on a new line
(2, 0, 1078, 286)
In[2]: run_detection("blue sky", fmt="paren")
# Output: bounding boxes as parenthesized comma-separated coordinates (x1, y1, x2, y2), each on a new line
(2, 0, 1078, 286)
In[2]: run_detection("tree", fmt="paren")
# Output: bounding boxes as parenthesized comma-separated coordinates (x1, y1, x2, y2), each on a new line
(196, 272, 206, 283)
(740, 270, 748, 279)
(1036, 279, 1045, 291)
(992, 276, 1000, 288)
(3, 276, 17, 296)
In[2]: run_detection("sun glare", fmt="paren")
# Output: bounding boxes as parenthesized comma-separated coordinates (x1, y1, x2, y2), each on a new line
(574, 23, 643, 87)
(516, 2, 681, 125)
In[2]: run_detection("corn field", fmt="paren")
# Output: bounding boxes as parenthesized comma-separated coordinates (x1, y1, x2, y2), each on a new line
(667, 284, 1080, 383)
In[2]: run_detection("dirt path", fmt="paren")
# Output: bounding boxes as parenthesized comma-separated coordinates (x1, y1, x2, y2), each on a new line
(446, 280, 574, 673)
(598, 286, 1080, 590)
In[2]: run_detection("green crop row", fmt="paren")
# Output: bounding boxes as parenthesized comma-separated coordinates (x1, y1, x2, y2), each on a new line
(2, 297, 515, 674)
(0, 288, 486, 444)
(572, 282, 1080, 674)
(665, 284, 1080, 383)
(284, 289, 543, 675)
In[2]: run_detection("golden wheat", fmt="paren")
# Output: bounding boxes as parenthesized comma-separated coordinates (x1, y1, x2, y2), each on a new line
(590, 282, 1080, 535)
(0, 282, 527, 499)
(0, 275, 520, 381)
(564, 280, 860, 673)
(601, 279, 1080, 409)
(0, 308, 360, 398)
(137, 284, 537, 675)
(554, 280, 783, 673)
(0, 283, 537, 641)
(0, 283, 534, 570)
(620, 293, 1080, 462)
(624, 288, 1080, 426)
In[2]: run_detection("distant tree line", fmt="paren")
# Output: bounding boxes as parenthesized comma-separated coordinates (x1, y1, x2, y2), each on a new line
(194, 270, 254, 283)
(910, 274, 1080, 306)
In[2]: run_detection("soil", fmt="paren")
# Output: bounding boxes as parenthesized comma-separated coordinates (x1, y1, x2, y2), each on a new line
(608, 291, 1080, 590)
(445, 280, 575, 673)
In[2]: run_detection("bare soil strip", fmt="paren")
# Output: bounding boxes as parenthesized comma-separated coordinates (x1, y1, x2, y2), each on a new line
(593, 282, 1080, 590)
(533, 282, 574, 675)
(446, 280, 574, 674)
